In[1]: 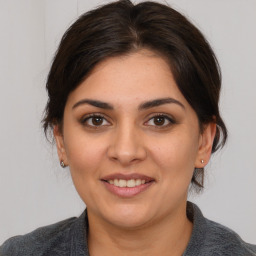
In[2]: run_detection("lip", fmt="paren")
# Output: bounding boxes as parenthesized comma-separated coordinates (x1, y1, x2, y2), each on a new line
(101, 173, 155, 198)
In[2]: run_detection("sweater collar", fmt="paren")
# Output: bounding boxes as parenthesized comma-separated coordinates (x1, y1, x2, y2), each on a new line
(70, 201, 206, 256)
(69, 210, 89, 256)
(183, 201, 207, 255)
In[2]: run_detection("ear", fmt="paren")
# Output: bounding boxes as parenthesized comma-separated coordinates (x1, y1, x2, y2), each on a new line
(53, 125, 68, 167)
(195, 122, 216, 168)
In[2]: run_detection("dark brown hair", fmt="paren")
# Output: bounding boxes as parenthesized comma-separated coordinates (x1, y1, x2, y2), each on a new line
(43, 0, 227, 191)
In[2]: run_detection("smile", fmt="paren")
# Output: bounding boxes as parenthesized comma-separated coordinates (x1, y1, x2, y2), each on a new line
(101, 173, 155, 197)
(107, 179, 146, 188)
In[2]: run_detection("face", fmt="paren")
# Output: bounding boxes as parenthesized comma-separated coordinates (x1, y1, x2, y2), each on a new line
(55, 49, 215, 229)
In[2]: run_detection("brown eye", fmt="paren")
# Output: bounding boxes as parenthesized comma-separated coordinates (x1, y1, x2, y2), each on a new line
(81, 114, 110, 127)
(146, 114, 175, 128)
(91, 116, 103, 126)
(153, 116, 165, 126)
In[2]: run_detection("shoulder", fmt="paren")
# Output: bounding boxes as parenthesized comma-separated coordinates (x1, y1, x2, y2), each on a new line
(0, 216, 78, 256)
(186, 202, 256, 256)
(204, 217, 256, 255)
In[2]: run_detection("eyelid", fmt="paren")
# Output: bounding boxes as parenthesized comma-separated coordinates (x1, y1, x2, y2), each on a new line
(144, 113, 176, 128)
(80, 113, 111, 127)
(79, 112, 176, 129)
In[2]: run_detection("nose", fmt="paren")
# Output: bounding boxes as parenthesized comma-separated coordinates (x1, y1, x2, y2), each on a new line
(107, 123, 147, 166)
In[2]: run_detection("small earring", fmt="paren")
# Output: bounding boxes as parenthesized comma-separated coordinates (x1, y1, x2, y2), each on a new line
(60, 161, 65, 168)
(200, 159, 204, 164)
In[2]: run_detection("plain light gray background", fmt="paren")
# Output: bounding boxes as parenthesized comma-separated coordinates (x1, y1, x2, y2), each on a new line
(0, 0, 255, 244)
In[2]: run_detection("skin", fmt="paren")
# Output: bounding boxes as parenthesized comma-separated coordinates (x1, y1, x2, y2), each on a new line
(54, 49, 216, 256)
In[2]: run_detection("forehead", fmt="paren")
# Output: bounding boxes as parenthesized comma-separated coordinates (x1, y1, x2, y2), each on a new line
(66, 49, 187, 108)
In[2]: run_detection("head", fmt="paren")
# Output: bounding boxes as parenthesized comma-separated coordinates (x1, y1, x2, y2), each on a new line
(43, 0, 227, 227)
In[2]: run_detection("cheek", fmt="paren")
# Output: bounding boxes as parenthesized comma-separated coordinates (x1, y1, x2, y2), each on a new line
(148, 130, 199, 180)
(65, 131, 106, 167)
(63, 133, 109, 205)
(64, 133, 107, 185)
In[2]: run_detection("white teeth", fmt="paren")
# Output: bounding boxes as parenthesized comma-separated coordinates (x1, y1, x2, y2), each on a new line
(114, 179, 119, 186)
(127, 179, 135, 187)
(119, 179, 126, 187)
(108, 179, 147, 187)
(135, 179, 141, 186)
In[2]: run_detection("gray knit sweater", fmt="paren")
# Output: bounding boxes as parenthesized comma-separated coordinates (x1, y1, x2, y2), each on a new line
(1, 202, 255, 256)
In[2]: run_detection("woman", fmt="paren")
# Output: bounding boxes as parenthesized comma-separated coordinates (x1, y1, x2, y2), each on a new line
(1, 0, 255, 255)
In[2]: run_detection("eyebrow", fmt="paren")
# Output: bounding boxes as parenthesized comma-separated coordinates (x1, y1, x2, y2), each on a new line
(73, 99, 113, 110)
(138, 97, 185, 110)
(72, 97, 185, 110)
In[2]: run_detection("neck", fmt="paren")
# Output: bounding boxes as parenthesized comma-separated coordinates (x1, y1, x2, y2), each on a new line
(87, 201, 193, 256)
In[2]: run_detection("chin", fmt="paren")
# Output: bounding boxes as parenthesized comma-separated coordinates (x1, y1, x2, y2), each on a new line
(101, 203, 154, 229)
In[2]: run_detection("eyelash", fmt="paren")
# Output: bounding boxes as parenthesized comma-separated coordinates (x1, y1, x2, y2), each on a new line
(80, 113, 176, 129)
(145, 113, 176, 128)
(80, 114, 109, 129)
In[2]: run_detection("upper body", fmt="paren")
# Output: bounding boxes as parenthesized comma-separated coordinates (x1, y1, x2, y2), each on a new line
(1, 202, 255, 256)
(2, 0, 254, 255)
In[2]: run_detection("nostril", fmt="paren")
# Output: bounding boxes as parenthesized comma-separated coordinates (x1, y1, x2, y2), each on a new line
(106, 133, 147, 164)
